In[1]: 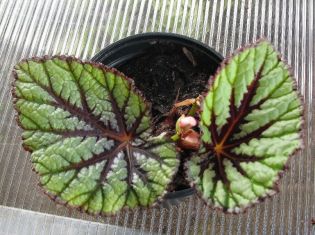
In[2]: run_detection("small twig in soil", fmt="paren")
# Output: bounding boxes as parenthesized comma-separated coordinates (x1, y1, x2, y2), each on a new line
(174, 95, 201, 117)
(182, 47, 197, 67)
(174, 98, 196, 108)
(175, 88, 181, 103)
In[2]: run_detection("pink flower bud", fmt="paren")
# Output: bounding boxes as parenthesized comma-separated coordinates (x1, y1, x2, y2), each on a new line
(179, 116, 197, 129)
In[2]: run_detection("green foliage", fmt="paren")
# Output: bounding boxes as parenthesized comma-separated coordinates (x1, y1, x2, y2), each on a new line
(13, 57, 179, 215)
(13, 40, 303, 215)
(186, 41, 303, 213)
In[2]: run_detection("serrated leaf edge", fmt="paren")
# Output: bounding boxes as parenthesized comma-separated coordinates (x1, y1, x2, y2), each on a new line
(12, 55, 180, 216)
(185, 39, 305, 214)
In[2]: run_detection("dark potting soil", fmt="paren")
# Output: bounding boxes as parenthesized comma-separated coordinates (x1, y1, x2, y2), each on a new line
(117, 41, 214, 192)
(118, 41, 213, 121)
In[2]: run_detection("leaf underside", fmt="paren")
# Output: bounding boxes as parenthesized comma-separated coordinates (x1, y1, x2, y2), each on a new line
(13, 56, 179, 215)
(186, 41, 303, 213)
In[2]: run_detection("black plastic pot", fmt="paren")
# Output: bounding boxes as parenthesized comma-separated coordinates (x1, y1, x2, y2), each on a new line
(92, 32, 223, 206)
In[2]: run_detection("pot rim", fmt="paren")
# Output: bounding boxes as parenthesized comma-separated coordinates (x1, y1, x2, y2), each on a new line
(91, 32, 223, 200)
(91, 32, 223, 63)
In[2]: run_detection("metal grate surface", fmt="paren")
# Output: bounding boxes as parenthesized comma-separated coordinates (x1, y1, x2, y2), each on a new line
(0, 0, 314, 234)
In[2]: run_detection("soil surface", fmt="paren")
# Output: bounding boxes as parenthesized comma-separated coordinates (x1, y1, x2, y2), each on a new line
(117, 41, 215, 192)
(118, 41, 213, 121)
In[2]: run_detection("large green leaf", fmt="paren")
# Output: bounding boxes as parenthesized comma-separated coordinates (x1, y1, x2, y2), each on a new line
(186, 41, 303, 213)
(13, 56, 179, 215)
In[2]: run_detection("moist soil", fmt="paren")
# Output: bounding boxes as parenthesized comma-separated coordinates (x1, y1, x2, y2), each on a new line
(117, 41, 214, 192)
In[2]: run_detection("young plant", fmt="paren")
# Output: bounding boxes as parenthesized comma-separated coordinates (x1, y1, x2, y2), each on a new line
(12, 40, 303, 215)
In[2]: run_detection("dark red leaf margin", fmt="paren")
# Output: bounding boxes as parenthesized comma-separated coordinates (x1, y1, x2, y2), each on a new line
(185, 39, 305, 214)
(12, 55, 180, 216)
